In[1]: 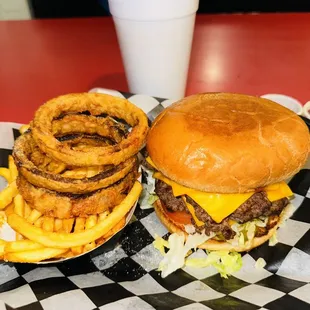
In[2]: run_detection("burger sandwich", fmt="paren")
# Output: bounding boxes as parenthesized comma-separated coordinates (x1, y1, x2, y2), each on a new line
(146, 93, 310, 252)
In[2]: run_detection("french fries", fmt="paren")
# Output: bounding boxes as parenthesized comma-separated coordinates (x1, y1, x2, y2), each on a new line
(54, 219, 63, 232)
(8, 182, 142, 248)
(0, 151, 141, 263)
(0, 168, 12, 183)
(62, 218, 75, 233)
(83, 215, 97, 253)
(27, 209, 42, 224)
(71, 217, 86, 255)
(102, 217, 126, 240)
(13, 194, 24, 217)
(42, 217, 54, 232)
(99, 210, 110, 222)
(85, 215, 97, 229)
(4, 248, 68, 263)
(24, 202, 32, 219)
(4, 203, 14, 217)
(34, 217, 44, 228)
(8, 155, 18, 182)
(0, 181, 18, 210)
(5, 240, 43, 252)
(0, 240, 5, 258)
(19, 124, 30, 134)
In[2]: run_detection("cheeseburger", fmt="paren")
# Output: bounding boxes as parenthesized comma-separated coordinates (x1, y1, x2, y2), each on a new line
(146, 93, 310, 252)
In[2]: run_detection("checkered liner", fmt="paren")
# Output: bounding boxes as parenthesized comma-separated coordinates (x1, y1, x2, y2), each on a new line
(0, 89, 310, 310)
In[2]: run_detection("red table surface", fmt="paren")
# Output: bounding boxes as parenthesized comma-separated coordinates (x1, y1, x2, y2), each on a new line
(0, 13, 310, 123)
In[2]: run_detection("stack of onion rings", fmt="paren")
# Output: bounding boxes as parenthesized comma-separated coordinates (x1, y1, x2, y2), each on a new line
(1, 93, 148, 262)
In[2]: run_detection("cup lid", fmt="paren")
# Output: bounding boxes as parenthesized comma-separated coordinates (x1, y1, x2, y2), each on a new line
(303, 101, 310, 119)
(260, 93, 303, 115)
(108, 0, 199, 21)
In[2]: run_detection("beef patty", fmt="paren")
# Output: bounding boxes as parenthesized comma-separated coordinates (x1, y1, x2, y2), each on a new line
(155, 180, 289, 239)
(155, 179, 188, 212)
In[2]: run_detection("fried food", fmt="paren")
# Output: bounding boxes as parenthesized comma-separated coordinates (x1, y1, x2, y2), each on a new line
(62, 219, 74, 233)
(42, 217, 54, 232)
(17, 170, 137, 218)
(14, 132, 138, 193)
(4, 247, 68, 263)
(27, 209, 42, 224)
(100, 216, 126, 241)
(0, 92, 147, 263)
(71, 217, 86, 255)
(52, 114, 127, 143)
(0, 168, 12, 183)
(13, 194, 25, 217)
(5, 240, 43, 252)
(0, 181, 18, 210)
(54, 219, 63, 232)
(83, 215, 97, 252)
(29, 134, 112, 175)
(8, 155, 18, 181)
(31, 93, 148, 166)
(4, 203, 15, 217)
(19, 124, 30, 134)
(8, 181, 142, 248)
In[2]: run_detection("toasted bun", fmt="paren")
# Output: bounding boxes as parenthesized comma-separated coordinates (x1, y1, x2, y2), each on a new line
(147, 93, 310, 193)
(154, 199, 290, 252)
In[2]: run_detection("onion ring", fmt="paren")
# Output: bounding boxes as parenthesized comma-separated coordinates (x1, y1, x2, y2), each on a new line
(30, 134, 115, 174)
(58, 134, 117, 149)
(13, 132, 138, 193)
(30, 113, 128, 174)
(17, 169, 138, 218)
(52, 114, 127, 144)
(31, 93, 149, 166)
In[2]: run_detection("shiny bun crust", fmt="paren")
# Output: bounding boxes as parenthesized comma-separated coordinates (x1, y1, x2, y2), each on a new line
(154, 200, 289, 252)
(147, 93, 310, 193)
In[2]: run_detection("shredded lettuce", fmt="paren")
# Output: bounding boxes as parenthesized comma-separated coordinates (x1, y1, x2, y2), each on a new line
(139, 168, 157, 209)
(255, 257, 267, 269)
(238, 233, 245, 246)
(153, 232, 241, 278)
(153, 234, 169, 255)
(229, 218, 268, 248)
(246, 222, 256, 241)
(186, 251, 242, 279)
(269, 232, 278, 246)
(184, 224, 196, 235)
(153, 233, 211, 278)
(147, 194, 159, 205)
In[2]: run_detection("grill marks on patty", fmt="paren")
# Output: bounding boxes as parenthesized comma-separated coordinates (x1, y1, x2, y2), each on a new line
(229, 192, 271, 223)
(155, 179, 188, 212)
(230, 192, 289, 223)
(155, 180, 289, 239)
(186, 196, 235, 239)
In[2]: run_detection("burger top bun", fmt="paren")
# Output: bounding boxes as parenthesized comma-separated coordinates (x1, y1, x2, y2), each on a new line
(146, 93, 310, 193)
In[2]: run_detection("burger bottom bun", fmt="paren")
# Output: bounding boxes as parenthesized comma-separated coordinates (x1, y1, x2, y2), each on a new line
(154, 200, 292, 252)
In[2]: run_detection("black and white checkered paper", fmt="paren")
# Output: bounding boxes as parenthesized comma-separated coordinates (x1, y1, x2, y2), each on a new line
(0, 89, 310, 310)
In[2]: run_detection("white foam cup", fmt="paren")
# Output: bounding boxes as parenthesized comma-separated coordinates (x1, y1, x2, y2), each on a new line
(303, 101, 310, 119)
(260, 94, 303, 115)
(108, 0, 199, 99)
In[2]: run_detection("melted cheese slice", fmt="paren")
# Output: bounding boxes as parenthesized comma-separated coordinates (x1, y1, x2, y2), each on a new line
(152, 171, 293, 224)
(182, 199, 204, 227)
